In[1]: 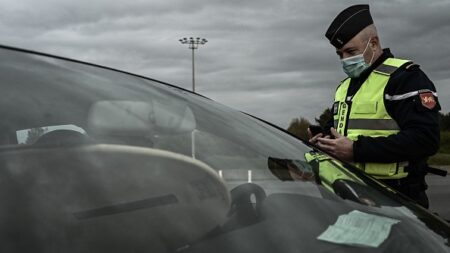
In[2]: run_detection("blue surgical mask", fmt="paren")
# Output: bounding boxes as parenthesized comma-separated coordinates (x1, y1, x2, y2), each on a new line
(341, 39, 374, 78)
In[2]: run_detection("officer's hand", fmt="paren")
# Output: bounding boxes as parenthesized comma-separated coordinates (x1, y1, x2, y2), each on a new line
(307, 128, 323, 145)
(317, 128, 353, 162)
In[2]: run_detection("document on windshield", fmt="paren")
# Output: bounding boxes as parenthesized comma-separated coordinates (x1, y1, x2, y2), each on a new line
(317, 210, 400, 248)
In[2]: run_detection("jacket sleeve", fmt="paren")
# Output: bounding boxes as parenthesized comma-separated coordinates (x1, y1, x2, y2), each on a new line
(353, 65, 441, 163)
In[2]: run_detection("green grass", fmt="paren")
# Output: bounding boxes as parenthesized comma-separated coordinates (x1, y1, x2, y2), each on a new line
(439, 131, 450, 153)
(429, 131, 450, 165)
(429, 153, 450, 165)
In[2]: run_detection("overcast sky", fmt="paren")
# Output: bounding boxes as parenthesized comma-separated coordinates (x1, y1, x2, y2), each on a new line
(1, 0, 449, 128)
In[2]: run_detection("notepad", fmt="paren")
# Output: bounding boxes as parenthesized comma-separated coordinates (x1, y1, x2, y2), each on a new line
(317, 210, 400, 248)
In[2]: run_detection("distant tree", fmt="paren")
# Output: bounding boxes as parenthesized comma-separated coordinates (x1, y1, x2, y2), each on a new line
(25, 127, 47, 144)
(439, 112, 450, 131)
(287, 117, 311, 141)
(315, 108, 333, 128)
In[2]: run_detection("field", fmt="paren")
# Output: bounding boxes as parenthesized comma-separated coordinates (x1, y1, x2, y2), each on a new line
(429, 131, 450, 165)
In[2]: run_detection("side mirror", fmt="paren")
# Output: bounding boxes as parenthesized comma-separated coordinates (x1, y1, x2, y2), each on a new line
(332, 179, 361, 203)
(87, 100, 196, 137)
(332, 179, 378, 206)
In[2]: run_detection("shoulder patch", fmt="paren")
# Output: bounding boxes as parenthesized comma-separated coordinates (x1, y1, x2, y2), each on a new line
(419, 91, 437, 110)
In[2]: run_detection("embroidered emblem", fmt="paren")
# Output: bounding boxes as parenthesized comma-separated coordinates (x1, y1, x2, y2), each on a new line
(419, 92, 436, 110)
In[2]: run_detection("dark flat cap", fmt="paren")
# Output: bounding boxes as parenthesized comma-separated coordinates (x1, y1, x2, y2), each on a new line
(325, 4, 373, 49)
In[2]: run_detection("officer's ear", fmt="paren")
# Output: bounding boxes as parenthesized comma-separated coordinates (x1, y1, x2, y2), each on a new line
(370, 36, 380, 52)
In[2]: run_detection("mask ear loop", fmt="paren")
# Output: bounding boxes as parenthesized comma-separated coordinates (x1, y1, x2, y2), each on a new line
(363, 37, 375, 65)
(368, 46, 375, 65)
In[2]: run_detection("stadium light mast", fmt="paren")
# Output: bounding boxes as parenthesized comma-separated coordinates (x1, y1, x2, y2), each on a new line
(178, 37, 207, 160)
(179, 37, 208, 92)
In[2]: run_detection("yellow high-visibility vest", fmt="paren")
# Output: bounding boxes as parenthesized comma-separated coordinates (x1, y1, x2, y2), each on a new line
(333, 58, 411, 179)
(304, 151, 363, 192)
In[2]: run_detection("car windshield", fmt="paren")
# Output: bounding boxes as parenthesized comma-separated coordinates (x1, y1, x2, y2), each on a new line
(0, 46, 449, 252)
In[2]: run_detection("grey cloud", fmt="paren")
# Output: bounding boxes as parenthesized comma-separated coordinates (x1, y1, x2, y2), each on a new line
(205, 85, 335, 128)
(0, 0, 449, 127)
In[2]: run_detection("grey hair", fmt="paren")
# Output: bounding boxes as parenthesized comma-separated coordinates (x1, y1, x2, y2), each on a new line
(359, 24, 380, 46)
(355, 24, 383, 62)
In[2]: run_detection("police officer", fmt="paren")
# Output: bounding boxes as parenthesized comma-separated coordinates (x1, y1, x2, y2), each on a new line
(309, 4, 441, 208)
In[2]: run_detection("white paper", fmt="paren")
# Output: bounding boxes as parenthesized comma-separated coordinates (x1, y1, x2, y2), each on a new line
(317, 210, 400, 248)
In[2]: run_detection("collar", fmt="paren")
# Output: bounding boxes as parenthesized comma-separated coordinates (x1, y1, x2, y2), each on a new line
(355, 48, 394, 81)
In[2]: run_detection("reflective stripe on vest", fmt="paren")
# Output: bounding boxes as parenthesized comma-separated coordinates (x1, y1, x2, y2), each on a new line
(333, 58, 410, 179)
(334, 119, 399, 130)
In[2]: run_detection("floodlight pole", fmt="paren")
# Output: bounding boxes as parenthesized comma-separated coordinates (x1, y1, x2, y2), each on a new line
(178, 37, 208, 160)
(179, 37, 208, 92)
(191, 47, 195, 92)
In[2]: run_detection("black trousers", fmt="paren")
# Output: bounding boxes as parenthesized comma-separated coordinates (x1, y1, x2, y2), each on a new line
(380, 177, 429, 209)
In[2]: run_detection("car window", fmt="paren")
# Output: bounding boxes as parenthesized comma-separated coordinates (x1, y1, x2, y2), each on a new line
(0, 47, 437, 212)
(0, 47, 448, 252)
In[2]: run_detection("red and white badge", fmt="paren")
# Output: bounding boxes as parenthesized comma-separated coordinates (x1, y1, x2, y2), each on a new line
(419, 92, 436, 110)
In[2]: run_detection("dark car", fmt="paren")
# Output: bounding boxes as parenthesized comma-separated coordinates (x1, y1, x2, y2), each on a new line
(0, 45, 449, 252)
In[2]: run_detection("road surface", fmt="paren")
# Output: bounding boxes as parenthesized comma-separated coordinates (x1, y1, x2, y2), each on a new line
(427, 166, 450, 221)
